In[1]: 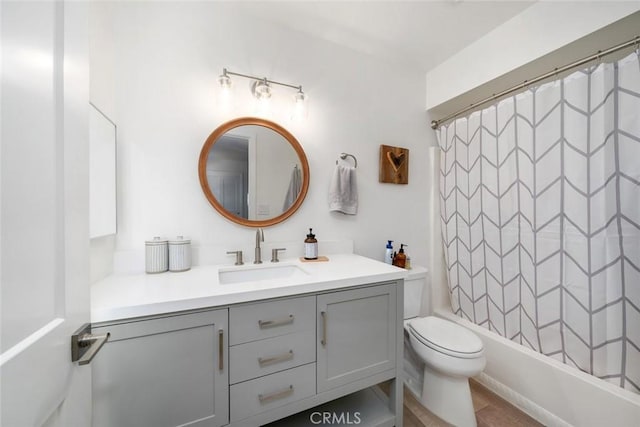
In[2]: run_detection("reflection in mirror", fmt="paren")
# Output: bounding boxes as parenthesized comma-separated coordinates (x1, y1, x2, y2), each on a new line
(206, 133, 249, 218)
(206, 125, 300, 220)
(199, 118, 309, 228)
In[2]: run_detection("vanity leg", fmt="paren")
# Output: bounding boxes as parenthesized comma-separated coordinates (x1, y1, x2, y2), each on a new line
(392, 279, 404, 426)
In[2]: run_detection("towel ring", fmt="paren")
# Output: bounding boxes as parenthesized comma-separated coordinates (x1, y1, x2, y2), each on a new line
(336, 152, 357, 168)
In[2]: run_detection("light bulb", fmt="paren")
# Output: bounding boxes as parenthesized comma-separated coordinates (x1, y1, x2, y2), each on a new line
(218, 69, 232, 93)
(218, 73, 232, 90)
(253, 79, 272, 100)
(217, 70, 233, 112)
(291, 88, 308, 121)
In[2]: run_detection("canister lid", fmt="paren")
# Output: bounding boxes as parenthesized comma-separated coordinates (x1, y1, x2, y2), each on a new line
(145, 236, 168, 245)
(169, 235, 191, 245)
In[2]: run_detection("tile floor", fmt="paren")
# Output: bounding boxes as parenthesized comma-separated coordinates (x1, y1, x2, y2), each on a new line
(402, 379, 543, 427)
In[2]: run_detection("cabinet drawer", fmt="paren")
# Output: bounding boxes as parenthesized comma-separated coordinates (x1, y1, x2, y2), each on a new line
(230, 330, 315, 384)
(230, 363, 316, 422)
(230, 296, 315, 345)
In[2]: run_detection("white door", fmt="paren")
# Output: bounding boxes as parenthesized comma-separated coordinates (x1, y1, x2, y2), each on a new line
(1, 2, 91, 426)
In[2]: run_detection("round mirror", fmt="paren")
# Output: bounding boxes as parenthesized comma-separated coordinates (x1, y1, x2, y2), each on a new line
(198, 117, 309, 227)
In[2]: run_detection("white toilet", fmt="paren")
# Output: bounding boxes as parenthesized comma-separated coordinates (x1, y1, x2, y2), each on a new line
(403, 268, 486, 427)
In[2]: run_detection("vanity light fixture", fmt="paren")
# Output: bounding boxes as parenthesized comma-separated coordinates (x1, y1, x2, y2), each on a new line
(252, 78, 272, 100)
(218, 68, 307, 118)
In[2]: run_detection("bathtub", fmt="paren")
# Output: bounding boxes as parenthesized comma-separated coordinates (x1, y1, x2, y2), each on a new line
(434, 308, 640, 427)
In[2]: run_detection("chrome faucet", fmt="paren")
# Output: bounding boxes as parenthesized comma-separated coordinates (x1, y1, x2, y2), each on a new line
(254, 228, 264, 264)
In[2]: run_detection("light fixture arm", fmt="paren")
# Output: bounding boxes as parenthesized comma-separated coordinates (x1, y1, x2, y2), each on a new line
(222, 68, 302, 92)
(218, 68, 307, 119)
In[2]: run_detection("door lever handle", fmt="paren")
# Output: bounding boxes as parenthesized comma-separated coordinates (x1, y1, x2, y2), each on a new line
(71, 323, 110, 365)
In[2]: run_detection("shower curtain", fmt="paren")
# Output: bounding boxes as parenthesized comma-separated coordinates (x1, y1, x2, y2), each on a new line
(437, 51, 640, 393)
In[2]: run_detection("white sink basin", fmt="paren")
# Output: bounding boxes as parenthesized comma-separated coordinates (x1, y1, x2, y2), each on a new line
(218, 264, 309, 285)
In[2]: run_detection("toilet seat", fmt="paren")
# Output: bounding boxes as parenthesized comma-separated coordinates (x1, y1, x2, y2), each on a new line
(408, 316, 483, 359)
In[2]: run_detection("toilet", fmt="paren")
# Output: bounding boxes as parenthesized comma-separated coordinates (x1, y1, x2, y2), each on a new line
(403, 267, 486, 427)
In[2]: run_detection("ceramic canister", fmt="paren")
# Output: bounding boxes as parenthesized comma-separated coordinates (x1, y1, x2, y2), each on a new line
(145, 237, 169, 273)
(169, 236, 191, 272)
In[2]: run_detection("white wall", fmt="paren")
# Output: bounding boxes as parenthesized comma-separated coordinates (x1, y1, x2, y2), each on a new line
(89, 1, 116, 283)
(106, 2, 434, 271)
(426, 2, 640, 113)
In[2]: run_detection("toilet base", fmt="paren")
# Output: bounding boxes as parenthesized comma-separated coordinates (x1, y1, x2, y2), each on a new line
(403, 329, 425, 398)
(420, 364, 477, 427)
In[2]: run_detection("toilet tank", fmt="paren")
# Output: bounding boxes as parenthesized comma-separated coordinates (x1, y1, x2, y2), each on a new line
(404, 266, 429, 319)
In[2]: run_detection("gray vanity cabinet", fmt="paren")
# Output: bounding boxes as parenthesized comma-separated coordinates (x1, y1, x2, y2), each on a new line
(91, 309, 229, 427)
(90, 281, 403, 427)
(316, 284, 397, 393)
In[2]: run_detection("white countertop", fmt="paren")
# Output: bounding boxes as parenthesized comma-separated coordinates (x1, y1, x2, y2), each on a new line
(91, 254, 409, 323)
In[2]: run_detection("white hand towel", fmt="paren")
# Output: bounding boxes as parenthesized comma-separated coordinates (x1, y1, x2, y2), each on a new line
(329, 164, 358, 215)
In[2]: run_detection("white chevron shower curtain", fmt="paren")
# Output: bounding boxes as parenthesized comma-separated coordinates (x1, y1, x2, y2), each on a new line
(437, 51, 640, 393)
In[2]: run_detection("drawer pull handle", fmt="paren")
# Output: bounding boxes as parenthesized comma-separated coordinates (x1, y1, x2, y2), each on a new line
(218, 329, 224, 371)
(258, 314, 294, 329)
(258, 385, 294, 404)
(258, 350, 294, 367)
(321, 311, 327, 346)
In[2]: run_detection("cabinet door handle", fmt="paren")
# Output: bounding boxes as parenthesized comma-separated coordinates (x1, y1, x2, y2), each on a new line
(321, 311, 327, 346)
(258, 350, 294, 367)
(218, 329, 224, 371)
(258, 385, 294, 404)
(258, 314, 294, 329)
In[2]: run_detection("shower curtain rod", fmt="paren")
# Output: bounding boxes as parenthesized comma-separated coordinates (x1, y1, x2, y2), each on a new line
(430, 35, 640, 130)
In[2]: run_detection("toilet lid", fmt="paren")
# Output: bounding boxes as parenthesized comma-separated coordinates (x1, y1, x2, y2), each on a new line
(408, 316, 483, 358)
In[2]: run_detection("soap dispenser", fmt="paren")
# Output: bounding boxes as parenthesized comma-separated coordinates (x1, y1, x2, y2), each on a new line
(304, 228, 318, 260)
(393, 244, 408, 268)
(384, 240, 394, 264)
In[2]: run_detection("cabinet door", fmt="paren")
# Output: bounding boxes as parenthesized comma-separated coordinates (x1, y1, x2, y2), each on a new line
(92, 309, 229, 427)
(317, 284, 397, 392)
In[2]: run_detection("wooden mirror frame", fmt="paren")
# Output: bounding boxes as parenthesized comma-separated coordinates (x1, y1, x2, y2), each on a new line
(198, 117, 310, 228)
